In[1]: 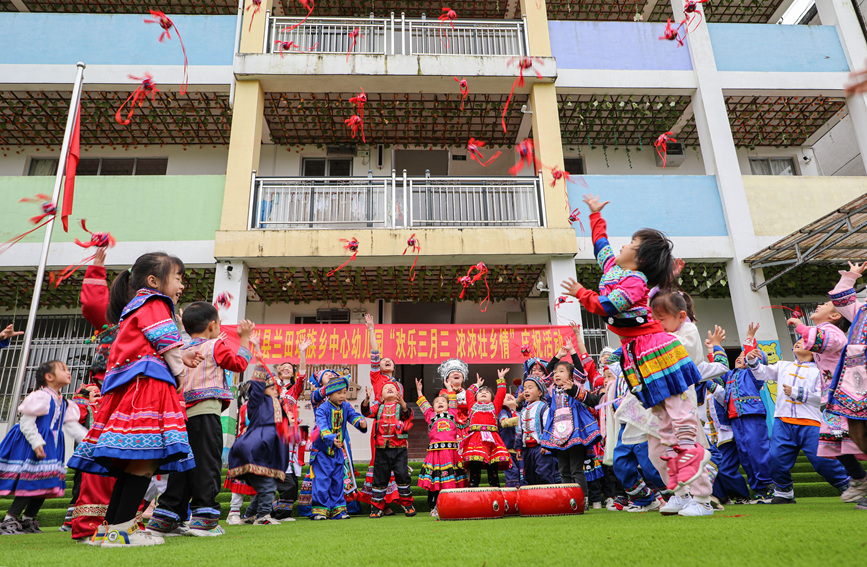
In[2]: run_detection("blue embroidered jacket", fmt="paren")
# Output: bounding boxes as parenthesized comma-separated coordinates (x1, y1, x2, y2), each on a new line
(716, 366, 766, 425)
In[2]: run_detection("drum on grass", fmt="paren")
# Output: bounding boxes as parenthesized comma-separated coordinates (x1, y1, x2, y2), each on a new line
(517, 483, 584, 517)
(502, 487, 519, 516)
(436, 488, 505, 521)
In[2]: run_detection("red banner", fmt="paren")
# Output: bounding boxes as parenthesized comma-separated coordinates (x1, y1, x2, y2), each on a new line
(222, 324, 576, 365)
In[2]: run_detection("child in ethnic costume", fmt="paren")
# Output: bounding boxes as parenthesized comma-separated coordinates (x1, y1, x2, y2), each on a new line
(227, 365, 293, 525)
(309, 376, 368, 520)
(461, 369, 512, 487)
(68, 252, 201, 548)
(147, 303, 254, 536)
(362, 382, 415, 517)
(225, 382, 257, 524)
(438, 358, 476, 435)
(561, 195, 704, 492)
(416, 378, 468, 516)
(789, 299, 867, 506)
(0, 361, 87, 535)
(517, 374, 558, 485)
(499, 393, 521, 488)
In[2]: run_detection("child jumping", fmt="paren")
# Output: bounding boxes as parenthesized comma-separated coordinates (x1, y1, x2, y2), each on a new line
(561, 195, 704, 496)
(68, 252, 202, 547)
(0, 361, 87, 535)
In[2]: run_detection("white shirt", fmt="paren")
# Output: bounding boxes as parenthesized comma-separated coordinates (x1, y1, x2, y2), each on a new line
(748, 358, 823, 423)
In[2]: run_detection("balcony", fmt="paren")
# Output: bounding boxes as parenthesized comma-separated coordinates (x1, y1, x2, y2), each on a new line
(265, 15, 528, 57)
(250, 173, 545, 230)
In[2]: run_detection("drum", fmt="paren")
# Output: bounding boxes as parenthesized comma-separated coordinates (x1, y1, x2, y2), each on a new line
(517, 483, 585, 517)
(502, 487, 519, 516)
(436, 488, 505, 521)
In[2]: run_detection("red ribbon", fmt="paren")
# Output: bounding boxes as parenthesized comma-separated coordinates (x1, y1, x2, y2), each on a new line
(467, 138, 501, 167)
(439, 7, 457, 49)
(762, 305, 803, 319)
(116, 74, 159, 126)
(502, 57, 543, 133)
(326, 238, 359, 277)
(281, 0, 315, 34)
(454, 77, 469, 111)
(458, 262, 490, 312)
(0, 195, 56, 255)
(659, 17, 687, 47)
(144, 10, 188, 94)
(402, 234, 421, 282)
(274, 40, 319, 57)
(345, 27, 361, 61)
(344, 114, 365, 143)
(510, 138, 540, 176)
(654, 132, 676, 168)
(50, 220, 115, 287)
(214, 292, 234, 311)
(683, 0, 709, 34)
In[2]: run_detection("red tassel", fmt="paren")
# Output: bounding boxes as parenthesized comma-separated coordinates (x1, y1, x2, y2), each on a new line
(438, 7, 457, 49)
(0, 195, 56, 255)
(457, 262, 490, 312)
(502, 57, 543, 133)
(143, 10, 188, 94)
(326, 238, 360, 277)
(402, 234, 421, 282)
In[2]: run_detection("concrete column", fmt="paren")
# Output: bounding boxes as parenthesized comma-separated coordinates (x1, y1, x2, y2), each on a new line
(546, 257, 582, 331)
(213, 261, 248, 324)
(816, 0, 867, 173)
(240, 0, 274, 54)
(519, 0, 553, 57)
(220, 80, 265, 232)
(675, 0, 778, 343)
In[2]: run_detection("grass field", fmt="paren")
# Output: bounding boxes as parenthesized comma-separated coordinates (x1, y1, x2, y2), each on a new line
(0, 497, 862, 567)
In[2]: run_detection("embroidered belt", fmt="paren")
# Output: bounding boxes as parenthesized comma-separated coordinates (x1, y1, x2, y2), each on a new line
(428, 441, 458, 450)
(466, 424, 498, 433)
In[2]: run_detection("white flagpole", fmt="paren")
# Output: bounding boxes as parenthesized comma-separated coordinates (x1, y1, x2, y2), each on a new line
(5, 62, 86, 427)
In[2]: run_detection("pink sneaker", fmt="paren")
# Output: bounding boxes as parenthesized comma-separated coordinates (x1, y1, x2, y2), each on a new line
(660, 451, 680, 491)
(673, 444, 711, 488)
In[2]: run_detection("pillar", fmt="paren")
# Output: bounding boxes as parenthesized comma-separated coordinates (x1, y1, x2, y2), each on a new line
(213, 261, 248, 324)
(546, 258, 582, 331)
(220, 80, 265, 231)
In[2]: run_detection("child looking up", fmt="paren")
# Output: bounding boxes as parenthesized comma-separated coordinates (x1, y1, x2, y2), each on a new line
(309, 376, 368, 520)
(68, 252, 202, 548)
(747, 342, 851, 504)
(461, 370, 511, 487)
(417, 379, 467, 517)
(438, 358, 476, 434)
(561, 195, 704, 491)
(0, 361, 87, 535)
(362, 383, 415, 518)
(147, 303, 254, 536)
(499, 393, 521, 488)
(516, 375, 558, 485)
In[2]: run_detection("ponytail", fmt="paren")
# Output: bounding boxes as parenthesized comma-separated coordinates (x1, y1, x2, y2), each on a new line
(106, 270, 132, 325)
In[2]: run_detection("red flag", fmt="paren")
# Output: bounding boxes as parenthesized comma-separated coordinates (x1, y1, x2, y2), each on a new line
(61, 103, 80, 232)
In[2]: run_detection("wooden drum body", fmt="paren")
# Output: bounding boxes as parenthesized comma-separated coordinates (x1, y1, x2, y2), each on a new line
(436, 488, 505, 521)
(517, 483, 585, 517)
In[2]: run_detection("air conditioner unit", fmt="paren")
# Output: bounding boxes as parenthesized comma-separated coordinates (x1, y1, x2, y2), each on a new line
(316, 308, 351, 324)
(326, 145, 357, 157)
(654, 142, 686, 168)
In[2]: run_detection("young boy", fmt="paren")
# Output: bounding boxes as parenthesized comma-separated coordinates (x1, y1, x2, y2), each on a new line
(310, 376, 368, 520)
(717, 323, 773, 502)
(516, 375, 558, 485)
(746, 341, 851, 504)
(227, 365, 294, 525)
(500, 394, 521, 487)
(147, 303, 253, 536)
(361, 383, 415, 517)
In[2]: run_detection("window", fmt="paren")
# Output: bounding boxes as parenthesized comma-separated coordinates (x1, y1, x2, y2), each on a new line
(293, 316, 318, 324)
(785, 302, 819, 347)
(302, 158, 352, 177)
(27, 157, 168, 176)
(564, 157, 585, 175)
(749, 157, 796, 176)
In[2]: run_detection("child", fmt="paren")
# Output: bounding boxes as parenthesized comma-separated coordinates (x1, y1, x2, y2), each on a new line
(716, 323, 774, 502)
(790, 299, 867, 505)
(361, 383, 415, 518)
(225, 382, 257, 525)
(499, 393, 521, 488)
(461, 369, 511, 487)
(309, 376, 368, 520)
(747, 342, 851, 503)
(68, 252, 201, 548)
(416, 379, 468, 516)
(0, 361, 87, 535)
(226, 365, 293, 525)
(438, 358, 477, 434)
(147, 303, 254, 536)
(516, 374, 559, 485)
(0, 324, 23, 348)
(561, 195, 705, 493)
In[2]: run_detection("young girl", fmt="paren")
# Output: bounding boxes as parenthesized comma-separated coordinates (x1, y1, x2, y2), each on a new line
(415, 378, 468, 517)
(68, 252, 201, 547)
(561, 194, 704, 492)
(460, 369, 511, 487)
(0, 361, 87, 535)
(225, 381, 257, 525)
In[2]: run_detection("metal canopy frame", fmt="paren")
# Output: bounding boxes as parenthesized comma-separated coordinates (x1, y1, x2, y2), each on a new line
(745, 194, 867, 291)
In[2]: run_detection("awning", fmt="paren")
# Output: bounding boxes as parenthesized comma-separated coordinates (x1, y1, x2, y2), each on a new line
(745, 193, 867, 291)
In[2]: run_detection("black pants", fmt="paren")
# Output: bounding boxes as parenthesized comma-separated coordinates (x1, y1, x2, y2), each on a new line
(7, 497, 44, 519)
(555, 445, 588, 494)
(157, 414, 223, 523)
(838, 454, 867, 480)
(467, 462, 500, 488)
(272, 472, 298, 519)
(372, 447, 412, 507)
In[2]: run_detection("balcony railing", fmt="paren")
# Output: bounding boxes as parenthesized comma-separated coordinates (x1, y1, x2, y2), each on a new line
(250, 173, 545, 230)
(266, 15, 528, 57)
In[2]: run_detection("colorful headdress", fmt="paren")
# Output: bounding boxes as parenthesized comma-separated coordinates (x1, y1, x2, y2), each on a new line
(523, 375, 548, 395)
(323, 375, 350, 396)
(381, 379, 404, 398)
(600, 346, 615, 358)
(437, 358, 468, 384)
(523, 357, 547, 378)
(251, 364, 276, 388)
(310, 369, 340, 389)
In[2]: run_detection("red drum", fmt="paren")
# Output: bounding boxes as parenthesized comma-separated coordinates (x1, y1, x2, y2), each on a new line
(436, 488, 505, 521)
(502, 487, 519, 516)
(517, 483, 585, 517)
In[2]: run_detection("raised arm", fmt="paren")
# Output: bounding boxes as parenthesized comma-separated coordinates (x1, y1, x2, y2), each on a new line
(297, 337, 313, 378)
(745, 349, 779, 383)
(81, 249, 109, 329)
(493, 369, 508, 414)
(828, 262, 866, 323)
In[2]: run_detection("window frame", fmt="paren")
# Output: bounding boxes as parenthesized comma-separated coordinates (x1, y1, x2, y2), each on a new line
(748, 157, 798, 176)
(26, 157, 168, 176)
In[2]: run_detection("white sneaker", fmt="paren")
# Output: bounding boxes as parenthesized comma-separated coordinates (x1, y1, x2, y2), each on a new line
(253, 515, 281, 525)
(592, 501, 602, 509)
(604, 497, 617, 511)
(102, 520, 164, 547)
(187, 525, 225, 537)
(624, 499, 660, 513)
(841, 477, 867, 503)
(660, 494, 693, 516)
(678, 500, 714, 517)
(226, 512, 242, 525)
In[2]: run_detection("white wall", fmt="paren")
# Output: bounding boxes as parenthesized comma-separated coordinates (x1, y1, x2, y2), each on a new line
(735, 146, 822, 176)
(566, 143, 707, 175)
(811, 114, 866, 176)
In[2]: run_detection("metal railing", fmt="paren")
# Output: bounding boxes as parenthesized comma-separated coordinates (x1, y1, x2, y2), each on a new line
(250, 173, 544, 229)
(266, 15, 528, 57)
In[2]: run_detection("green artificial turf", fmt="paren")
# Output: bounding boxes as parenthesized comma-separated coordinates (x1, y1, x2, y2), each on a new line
(0, 498, 862, 567)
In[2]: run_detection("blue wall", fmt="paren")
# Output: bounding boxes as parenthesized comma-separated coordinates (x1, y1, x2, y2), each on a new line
(566, 175, 727, 237)
(708, 24, 848, 73)
(0, 14, 235, 66)
(550, 21, 693, 71)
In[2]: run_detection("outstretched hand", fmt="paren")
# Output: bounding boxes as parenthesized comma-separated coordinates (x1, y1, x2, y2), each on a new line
(848, 261, 866, 276)
(0, 324, 24, 342)
(747, 322, 760, 338)
(582, 193, 609, 214)
(364, 313, 375, 330)
(475, 374, 485, 389)
(560, 278, 584, 298)
(415, 377, 424, 397)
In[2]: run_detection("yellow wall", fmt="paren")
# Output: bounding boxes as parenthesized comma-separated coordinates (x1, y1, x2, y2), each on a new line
(744, 176, 867, 236)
